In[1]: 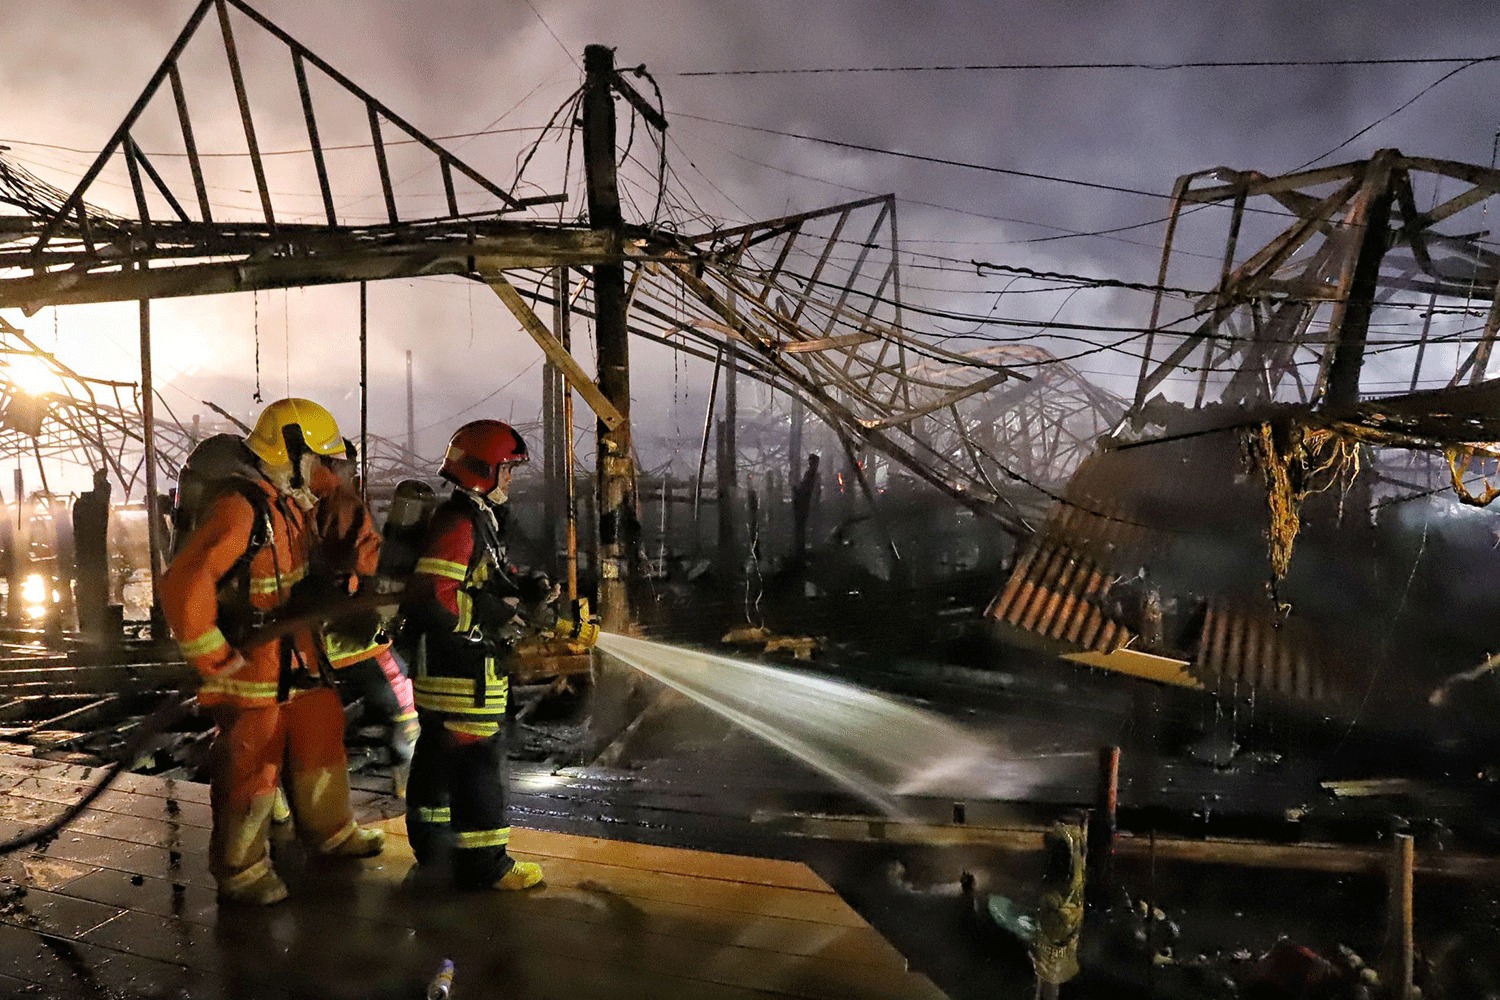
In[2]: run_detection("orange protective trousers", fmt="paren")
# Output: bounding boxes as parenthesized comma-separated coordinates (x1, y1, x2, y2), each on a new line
(207, 687, 359, 893)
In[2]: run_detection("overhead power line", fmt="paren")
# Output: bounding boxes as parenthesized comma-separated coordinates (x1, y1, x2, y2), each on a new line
(675, 55, 1499, 77)
(676, 112, 1170, 200)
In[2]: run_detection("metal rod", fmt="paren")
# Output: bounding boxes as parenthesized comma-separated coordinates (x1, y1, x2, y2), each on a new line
(121, 137, 153, 242)
(168, 63, 212, 224)
(441, 160, 458, 218)
(556, 267, 578, 602)
(215, 0, 274, 226)
(32, 0, 214, 253)
(692, 346, 723, 526)
(369, 106, 398, 224)
(224, 0, 524, 210)
(130, 144, 192, 224)
(405, 349, 415, 463)
(293, 51, 335, 227)
(139, 278, 164, 620)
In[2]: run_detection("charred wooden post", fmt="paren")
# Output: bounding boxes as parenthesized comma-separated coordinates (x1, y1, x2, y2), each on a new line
(1086, 745, 1121, 910)
(791, 454, 821, 564)
(583, 43, 637, 634)
(1385, 831, 1416, 1000)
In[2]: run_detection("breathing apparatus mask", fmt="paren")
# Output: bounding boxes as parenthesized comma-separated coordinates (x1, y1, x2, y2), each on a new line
(269, 424, 319, 510)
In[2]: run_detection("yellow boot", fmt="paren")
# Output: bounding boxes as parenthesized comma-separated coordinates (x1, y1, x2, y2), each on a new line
(218, 866, 289, 906)
(321, 824, 387, 859)
(493, 860, 544, 891)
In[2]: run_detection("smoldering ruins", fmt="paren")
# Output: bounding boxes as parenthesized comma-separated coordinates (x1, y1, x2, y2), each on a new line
(0, 2, 1499, 998)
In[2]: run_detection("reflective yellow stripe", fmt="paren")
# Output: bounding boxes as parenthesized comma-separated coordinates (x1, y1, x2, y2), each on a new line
(199, 676, 281, 699)
(324, 634, 387, 667)
(218, 856, 273, 893)
(443, 720, 500, 738)
(412, 691, 508, 715)
(414, 675, 508, 697)
(178, 626, 228, 659)
(248, 563, 306, 596)
(455, 588, 473, 632)
(455, 827, 510, 849)
(415, 557, 467, 582)
(415, 806, 451, 824)
(394, 711, 418, 723)
(318, 819, 360, 854)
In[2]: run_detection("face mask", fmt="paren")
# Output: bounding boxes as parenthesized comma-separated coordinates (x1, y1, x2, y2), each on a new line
(265, 455, 319, 509)
(486, 484, 509, 506)
(287, 486, 319, 511)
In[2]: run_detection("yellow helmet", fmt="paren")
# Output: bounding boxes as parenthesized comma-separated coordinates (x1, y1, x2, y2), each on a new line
(245, 398, 345, 467)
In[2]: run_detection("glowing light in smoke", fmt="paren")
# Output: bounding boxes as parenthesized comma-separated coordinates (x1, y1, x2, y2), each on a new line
(3, 355, 61, 397)
(21, 573, 50, 620)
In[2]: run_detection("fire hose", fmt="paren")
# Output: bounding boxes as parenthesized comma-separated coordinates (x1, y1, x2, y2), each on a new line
(0, 585, 598, 857)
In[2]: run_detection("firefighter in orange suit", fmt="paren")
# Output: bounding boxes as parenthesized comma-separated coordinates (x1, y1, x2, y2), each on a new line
(160, 398, 385, 906)
(402, 419, 556, 891)
(312, 447, 418, 797)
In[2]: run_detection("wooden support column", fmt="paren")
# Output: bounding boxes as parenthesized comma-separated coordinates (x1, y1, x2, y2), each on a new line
(1385, 832, 1416, 1000)
(583, 43, 636, 633)
(555, 268, 579, 601)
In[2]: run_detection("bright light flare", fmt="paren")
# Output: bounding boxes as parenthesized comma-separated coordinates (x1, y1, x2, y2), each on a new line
(21, 573, 53, 620)
(3, 355, 61, 397)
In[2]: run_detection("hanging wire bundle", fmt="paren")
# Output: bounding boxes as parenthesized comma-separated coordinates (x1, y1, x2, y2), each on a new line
(1243, 421, 1362, 581)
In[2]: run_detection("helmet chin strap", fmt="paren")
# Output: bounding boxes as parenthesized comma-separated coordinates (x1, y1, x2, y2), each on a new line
(486, 484, 509, 506)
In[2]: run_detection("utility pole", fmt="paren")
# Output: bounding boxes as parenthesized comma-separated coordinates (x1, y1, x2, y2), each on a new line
(582, 43, 636, 633)
(358, 281, 368, 504)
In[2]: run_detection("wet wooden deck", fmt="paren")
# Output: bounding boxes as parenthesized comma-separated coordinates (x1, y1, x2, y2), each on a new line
(0, 749, 948, 999)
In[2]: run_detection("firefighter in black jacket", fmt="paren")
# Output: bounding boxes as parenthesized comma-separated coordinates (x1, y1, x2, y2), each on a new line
(401, 419, 556, 890)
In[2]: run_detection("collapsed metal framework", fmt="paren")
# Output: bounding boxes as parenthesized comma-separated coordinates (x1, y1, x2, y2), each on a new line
(1130, 150, 1500, 419)
(0, 0, 1133, 544)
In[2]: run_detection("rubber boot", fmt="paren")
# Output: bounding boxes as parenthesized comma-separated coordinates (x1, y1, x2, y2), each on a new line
(321, 824, 387, 859)
(492, 859, 544, 891)
(218, 866, 289, 906)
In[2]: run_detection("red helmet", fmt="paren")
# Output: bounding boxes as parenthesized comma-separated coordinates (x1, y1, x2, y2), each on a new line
(440, 420, 529, 492)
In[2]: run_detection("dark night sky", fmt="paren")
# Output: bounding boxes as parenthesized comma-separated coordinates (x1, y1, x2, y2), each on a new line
(3, 0, 1498, 487)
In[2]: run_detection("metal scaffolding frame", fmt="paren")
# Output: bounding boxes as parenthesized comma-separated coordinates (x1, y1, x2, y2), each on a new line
(1130, 151, 1500, 420)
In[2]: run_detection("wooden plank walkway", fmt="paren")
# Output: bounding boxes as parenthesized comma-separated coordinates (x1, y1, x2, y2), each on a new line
(0, 750, 948, 999)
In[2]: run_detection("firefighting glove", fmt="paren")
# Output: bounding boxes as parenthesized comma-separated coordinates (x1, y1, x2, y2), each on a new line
(467, 588, 521, 632)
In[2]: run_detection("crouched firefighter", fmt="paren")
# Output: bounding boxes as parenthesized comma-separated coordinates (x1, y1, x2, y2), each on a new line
(400, 419, 557, 891)
(160, 398, 386, 905)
